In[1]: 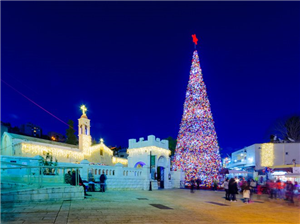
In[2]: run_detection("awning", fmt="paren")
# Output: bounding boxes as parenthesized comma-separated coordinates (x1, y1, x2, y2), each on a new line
(285, 173, 300, 178)
(228, 170, 249, 174)
(273, 167, 293, 173)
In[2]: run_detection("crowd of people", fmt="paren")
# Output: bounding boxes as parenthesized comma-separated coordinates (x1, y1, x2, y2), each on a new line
(189, 176, 300, 205)
(64, 170, 91, 197)
(221, 177, 300, 204)
(64, 170, 107, 198)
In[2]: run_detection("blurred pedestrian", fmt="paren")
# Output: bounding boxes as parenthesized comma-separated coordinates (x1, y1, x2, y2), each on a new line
(257, 184, 263, 200)
(269, 180, 277, 199)
(190, 178, 195, 193)
(240, 177, 247, 192)
(71, 170, 90, 197)
(213, 179, 218, 191)
(223, 178, 229, 200)
(100, 171, 107, 192)
(276, 180, 285, 199)
(242, 183, 251, 203)
(64, 170, 72, 184)
(285, 181, 295, 203)
(228, 178, 238, 202)
(250, 179, 257, 194)
(196, 178, 201, 190)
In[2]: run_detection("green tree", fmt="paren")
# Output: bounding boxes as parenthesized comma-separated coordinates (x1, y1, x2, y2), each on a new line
(39, 152, 58, 175)
(165, 136, 177, 156)
(66, 120, 77, 145)
(92, 138, 97, 145)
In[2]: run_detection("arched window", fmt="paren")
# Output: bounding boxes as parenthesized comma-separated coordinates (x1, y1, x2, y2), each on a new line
(109, 170, 111, 175)
(106, 170, 108, 175)
(126, 171, 128, 176)
(100, 149, 103, 156)
(134, 161, 146, 168)
(123, 171, 125, 176)
(95, 169, 97, 175)
(113, 170, 115, 176)
(98, 169, 101, 175)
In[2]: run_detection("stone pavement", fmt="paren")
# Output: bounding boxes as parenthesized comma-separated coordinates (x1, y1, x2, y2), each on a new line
(1, 189, 299, 224)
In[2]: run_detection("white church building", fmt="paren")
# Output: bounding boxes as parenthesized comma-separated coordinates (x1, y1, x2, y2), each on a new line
(1, 106, 183, 193)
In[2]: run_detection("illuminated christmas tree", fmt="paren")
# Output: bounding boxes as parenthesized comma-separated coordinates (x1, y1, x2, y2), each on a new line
(172, 35, 221, 187)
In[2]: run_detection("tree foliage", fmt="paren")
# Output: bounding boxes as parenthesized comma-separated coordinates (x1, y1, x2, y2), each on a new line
(39, 152, 58, 166)
(92, 138, 97, 145)
(270, 115, 300, 142)
(164, 136, 177, 156)
(39, 152, 58, 175)
(66, 120, 77, 145)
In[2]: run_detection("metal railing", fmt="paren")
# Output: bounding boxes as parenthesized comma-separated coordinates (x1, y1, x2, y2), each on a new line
(1, 164, 82, 189)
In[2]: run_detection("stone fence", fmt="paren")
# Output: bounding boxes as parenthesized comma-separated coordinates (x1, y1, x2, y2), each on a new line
(78, 162, 184, 190)
(78, 163, 148, 190)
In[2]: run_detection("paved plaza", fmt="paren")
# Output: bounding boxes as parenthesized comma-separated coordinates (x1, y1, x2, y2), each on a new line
(1, 189, 300, 224)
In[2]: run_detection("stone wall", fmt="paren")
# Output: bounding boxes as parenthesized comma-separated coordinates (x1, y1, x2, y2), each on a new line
(1, 185, 84, 203)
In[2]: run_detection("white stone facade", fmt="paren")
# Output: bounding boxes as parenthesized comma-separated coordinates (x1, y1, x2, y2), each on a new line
(225, 143, 300, 170)
(127, 135, 173, 189)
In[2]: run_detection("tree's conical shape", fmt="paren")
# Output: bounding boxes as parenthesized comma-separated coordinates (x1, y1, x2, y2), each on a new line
(172, 50, 221, 187)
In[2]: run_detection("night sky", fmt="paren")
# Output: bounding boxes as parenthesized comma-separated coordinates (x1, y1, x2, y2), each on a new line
(2, 2, 300, 155)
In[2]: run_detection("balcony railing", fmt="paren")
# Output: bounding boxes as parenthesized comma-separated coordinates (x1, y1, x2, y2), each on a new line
(1, 163, 82, 189)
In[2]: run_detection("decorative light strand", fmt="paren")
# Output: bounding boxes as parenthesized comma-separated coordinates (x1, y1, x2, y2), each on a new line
(127, 146, 171, 158)
(22, 143, 84, 161)
(261, 143, 274, 167)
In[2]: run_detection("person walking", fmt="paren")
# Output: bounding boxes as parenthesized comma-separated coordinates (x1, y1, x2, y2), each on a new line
(223, 178, 229, 200)
(228, 178, 238, 202)
(100, 171, 107, 192)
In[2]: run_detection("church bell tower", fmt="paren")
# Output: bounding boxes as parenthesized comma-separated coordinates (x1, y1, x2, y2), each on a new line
(78, 105, 91, 152)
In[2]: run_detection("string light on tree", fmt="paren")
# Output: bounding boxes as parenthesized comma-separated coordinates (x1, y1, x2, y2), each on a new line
(172, 34, 222, 187)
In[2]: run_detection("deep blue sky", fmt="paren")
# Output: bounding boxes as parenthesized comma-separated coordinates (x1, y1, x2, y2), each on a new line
(2, 2, 300, 154)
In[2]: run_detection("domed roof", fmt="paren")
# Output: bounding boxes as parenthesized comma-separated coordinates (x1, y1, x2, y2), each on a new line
(81, 114, 88, 119)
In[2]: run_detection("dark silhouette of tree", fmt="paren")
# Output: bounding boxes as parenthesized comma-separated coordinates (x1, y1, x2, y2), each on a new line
(92, 138, 97, 145)
(109, 146, 122, 156)
(164, 136, 177, 156)
(269, 115, 300, 142)
(66, 120, 77, 145)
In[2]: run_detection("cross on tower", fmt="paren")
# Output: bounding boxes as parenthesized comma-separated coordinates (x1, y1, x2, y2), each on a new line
(80, 105, 87, 115)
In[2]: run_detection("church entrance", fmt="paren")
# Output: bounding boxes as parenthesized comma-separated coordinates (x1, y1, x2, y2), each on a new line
(157, 166, 165, 189)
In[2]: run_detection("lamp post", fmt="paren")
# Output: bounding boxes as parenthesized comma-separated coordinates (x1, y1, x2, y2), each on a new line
(149, 150, 152, 191)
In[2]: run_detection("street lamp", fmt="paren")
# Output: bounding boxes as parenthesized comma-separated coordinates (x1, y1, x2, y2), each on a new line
(149, 150, 152, 191)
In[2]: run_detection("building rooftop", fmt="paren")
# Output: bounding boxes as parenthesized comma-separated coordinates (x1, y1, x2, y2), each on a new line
(6, 132, 78, 149)
(128, 135, 169, 150)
